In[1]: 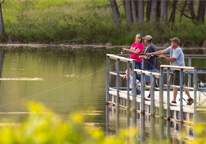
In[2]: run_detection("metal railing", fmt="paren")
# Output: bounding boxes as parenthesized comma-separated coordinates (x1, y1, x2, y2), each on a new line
(106, 54, 206, 123)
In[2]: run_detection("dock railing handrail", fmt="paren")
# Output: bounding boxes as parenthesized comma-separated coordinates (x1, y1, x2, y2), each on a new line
(106, 54, 205, 124)
(159, 65, 197, 123)
(106, 54, 137, 110)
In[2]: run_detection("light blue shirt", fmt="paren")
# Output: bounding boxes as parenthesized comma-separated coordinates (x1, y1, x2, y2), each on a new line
(165, 46, 185, 66)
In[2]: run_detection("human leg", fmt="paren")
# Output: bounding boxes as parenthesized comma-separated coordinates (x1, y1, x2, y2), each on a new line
(145, 69, 154, 98)
(135, 62, 142, 81)
(173, 71, 179, 102)
(183, 84, 194, 105)
(173, 87, 178, 102)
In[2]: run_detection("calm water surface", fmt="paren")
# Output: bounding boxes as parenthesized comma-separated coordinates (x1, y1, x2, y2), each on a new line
(0, 48, 205, 143)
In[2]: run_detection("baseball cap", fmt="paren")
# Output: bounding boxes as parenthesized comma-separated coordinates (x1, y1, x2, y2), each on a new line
(143, 35, 152, 41)
(170, 37, 180, 44)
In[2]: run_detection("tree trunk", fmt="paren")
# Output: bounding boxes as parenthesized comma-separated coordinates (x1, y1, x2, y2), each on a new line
(179, 0, 187, 22)
(160, 0, 169, 24)
(169, 0, 178, 23)
(131, 0, 137, 23)
(151, 0, 157, 22)
(188, 0, 196, 20)
(138, 0, 144, 22)
(197, 0, 205, 23)
(0, 3, 4, 35)
(124, 0, 133, 24)
(146, 0, 152, 22)
(135, 1, 138, 19)
(109, 0, 122, 24)
(156, 0, 161, 21)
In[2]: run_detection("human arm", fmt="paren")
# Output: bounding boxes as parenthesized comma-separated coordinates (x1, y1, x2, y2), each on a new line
(139, 55, 151, 59)
(146, 50, 169, 56)
(158, 55, 176, 62)
(122, 48, 140, 54)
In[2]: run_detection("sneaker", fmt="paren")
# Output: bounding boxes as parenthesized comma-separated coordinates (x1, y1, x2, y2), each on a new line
(187, 98, 194, 105)
(170, 101, 177, 106)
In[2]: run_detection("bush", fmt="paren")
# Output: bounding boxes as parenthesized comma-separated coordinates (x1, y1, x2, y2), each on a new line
(0, 102, 138, 144)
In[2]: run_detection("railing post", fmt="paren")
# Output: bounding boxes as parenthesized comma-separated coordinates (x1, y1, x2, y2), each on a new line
(116, 58, 120, 107)
(167, 68, 170, 119)
(151, 74, 155, 115)
(194, 68, 197, 124)
(159, 67, 164, 117)
(106, 55, 109, 104)
(188, 57, 192, 87)
(127, 61, 130, 108)
(180, 68, 184, 123)
(141, 71, 145, 113)
(132, 61, 136, 110)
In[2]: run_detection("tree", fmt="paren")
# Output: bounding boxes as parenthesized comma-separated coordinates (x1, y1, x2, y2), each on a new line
(124, 0, 133, 24)
(151, 0, 157, 22)
(160, 0, 169, 24)
(138, 0, 144, 22)
(146, 0, 152, 22)
(197, 0, 205, 23)
(0, 0, 5, 35)
(131, 0, 137, 23)
(169, 0, 178, 23)
(188, 0, 196, 20)
(109, 0, 122, 24)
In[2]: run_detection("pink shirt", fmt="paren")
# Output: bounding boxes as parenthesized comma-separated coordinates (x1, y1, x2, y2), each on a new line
(130, 42, 144, 63)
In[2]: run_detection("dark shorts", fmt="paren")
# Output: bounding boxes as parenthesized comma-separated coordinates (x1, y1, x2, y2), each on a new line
(173, 71, 184, 85)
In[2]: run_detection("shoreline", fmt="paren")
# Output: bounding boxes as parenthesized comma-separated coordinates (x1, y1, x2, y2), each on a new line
(0, 43, 205, 51)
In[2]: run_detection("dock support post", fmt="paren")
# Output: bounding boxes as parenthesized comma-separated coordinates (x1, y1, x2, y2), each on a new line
(140, 113, 145, 143)
(106, 56, 109, 104)
(167, 68, 170, 119)
(106, 105, 109, 136)
(188, 57, 192, 87)
(116, 58, 120, 107)
(150, 116, 155, 143)
(194, 68, 197, 124)
(166, 120, 170, 144)
(141, 71, 145, 113)
(180, 68, 184, 123)
(132, 61, 136, 111)
(116, 107, 119, 136)
(160, 67, 164, 117)
(151, 74, 155, 115)
(126, 61, 130, 108)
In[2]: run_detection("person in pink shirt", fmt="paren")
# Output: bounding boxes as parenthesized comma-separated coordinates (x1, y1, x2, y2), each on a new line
(122, 33, 144, 81)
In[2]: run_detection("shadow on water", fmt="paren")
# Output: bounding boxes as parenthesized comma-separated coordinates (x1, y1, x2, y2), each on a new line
(106, 105, 194, 143)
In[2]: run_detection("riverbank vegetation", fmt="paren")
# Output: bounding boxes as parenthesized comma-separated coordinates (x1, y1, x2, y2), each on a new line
(1, 0, 206, 46)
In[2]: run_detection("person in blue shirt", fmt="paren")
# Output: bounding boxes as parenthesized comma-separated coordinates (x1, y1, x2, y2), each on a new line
(146, 37, 194, 105)
(140, 35, 157, 98)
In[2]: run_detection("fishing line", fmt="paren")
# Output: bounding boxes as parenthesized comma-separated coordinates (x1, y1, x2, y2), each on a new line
(0, 62, 116, 108)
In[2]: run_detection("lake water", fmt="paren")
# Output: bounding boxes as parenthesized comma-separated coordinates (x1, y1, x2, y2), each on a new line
(0, 48, 205, 143)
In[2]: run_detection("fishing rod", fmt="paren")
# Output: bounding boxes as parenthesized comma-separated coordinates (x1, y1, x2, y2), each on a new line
(121, 49, 159, 57)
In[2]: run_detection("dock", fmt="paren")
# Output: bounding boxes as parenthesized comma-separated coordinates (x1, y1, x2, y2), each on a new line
(106, 54, 206, 124)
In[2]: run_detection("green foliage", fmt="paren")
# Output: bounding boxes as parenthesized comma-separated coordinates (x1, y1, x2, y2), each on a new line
(1, 0, 206, 46)
(0, 102, 138, 144)
(0, 102, 205, 143)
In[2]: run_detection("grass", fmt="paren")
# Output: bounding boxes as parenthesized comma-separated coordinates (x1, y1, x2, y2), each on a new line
(1, 0, 206, 46)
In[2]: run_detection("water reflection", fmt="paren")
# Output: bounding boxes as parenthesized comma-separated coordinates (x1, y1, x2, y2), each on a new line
(0, 48, 109, 124)
(106, 106, 192, 143)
